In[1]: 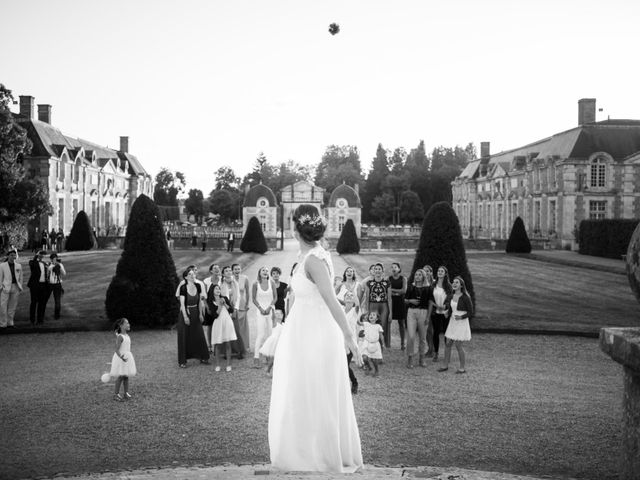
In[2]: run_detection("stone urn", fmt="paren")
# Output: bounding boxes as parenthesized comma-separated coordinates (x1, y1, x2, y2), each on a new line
(599, 222, 640, 479)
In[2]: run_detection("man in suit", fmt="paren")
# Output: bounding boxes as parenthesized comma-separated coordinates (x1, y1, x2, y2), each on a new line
(27, 250, 50, 325)
(227, 232, 235, 252)
(0, 249, 23, 328)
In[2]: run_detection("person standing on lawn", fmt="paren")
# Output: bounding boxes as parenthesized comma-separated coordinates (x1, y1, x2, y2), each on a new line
(269, 204, 362, 472)
(404, 268, 430, 368)
(110, 318, 136, 401)
(343, 290, 359, 394)
(221, 265, 244, 358)
(438, 276, 473, 374)
(227, 231, 235, 252)
(388, 262, 407, 350)
(270, 267, 288, 320)
(252, 266, 276, 367)
(422, 264, 436, 356)
(0, 249, 23, 329)
(47, 253, 66, 320)
(336, 266, 361, 307)
(27, 250, 50, 325)
(177, 267, 210, 368)
(232, 263, 251, 352)
(207, 284, 237, 372)
(363, 263, 392, 348)
(429, 266, 452, 362)
(202, 263, 221, 352)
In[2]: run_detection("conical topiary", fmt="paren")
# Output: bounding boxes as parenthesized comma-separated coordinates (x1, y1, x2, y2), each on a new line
(65, 211, 94, 251)
(105, 194, 179, 327)
(411, 201, 475, 306)
(506, 216, 532, 253)
(240, 216, 268, 254)
(336, 219, 360, 254)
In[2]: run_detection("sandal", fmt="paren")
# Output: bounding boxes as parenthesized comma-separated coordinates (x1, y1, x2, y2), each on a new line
(113, 394, 124, 402)
(124, 392, 132, 399)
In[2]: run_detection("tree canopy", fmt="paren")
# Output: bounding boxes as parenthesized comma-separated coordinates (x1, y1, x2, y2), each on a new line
(153, 168, 185, 206)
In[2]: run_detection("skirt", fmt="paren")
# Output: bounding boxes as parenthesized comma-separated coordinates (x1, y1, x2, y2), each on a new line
(444, 317, 471, 341)
(110, 352, 137, 377)
(259, 323, 282, 357)
(212, 308, 237, 345)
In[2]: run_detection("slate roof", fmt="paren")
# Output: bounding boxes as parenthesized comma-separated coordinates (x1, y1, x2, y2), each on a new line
(13, 114, 150, 177)
(243, 183, 278, 207)
(478, 120, 640, 178)
(327, 183, 362, 208)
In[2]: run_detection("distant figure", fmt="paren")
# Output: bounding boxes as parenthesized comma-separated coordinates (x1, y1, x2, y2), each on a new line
(49, 229, 56, 250)
(227, 232, 235, 252)
(28, 250, 50, 325)
(201, 229, 208, 251)
(166, 230, 174, 249)
(47, 253, 66, 319)
(56, 228, 64, 253)
(40, 230, 48, 251)
(191, 229, 197, 248)
(0, 249, 23, 328)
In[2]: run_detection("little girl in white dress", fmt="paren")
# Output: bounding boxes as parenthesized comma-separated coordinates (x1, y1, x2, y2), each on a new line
(109, 318, 136, 402)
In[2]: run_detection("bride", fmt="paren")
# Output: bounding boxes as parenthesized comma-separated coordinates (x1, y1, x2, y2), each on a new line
(268, 204, 363, 472)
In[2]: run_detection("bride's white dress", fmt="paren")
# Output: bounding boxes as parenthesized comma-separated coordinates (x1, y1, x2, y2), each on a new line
(268, 245, 363, 472)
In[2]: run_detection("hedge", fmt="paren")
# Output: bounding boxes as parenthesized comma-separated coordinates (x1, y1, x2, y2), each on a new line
(578, 219, 640, 259)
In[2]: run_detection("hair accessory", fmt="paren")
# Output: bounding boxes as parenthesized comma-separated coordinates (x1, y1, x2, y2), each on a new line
(297, 214, 326, 227)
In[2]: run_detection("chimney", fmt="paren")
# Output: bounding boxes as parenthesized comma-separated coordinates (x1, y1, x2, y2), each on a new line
(578, 98, 596, 125)
(119, 136, 129, 153)
(37, 104, 52, 124)
(480, 141, 490, 158)
(19, 96, 35, 119)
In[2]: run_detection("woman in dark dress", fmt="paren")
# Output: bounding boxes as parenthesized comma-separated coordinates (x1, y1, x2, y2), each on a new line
(388, 262, 407, 350)
(271, 266, 289, 320)
(177, 266, 210, 368)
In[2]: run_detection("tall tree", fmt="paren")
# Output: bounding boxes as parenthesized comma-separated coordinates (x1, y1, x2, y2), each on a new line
(0, 84, 51, 247)
(184, 189, 205, 224)
(105, 194, 179, 327)
(405, 140, 431, 214)
(208, 189, 241, 223)
(383, 173, 410, 225)
(370, 192, 396, 225)
(363, 144, 390, 222)
(314, 145, 364, 199)
(400, 191, 424, 224)
(153, 168, 185, 206)
(389, 147, 407, 175)
(242, 152, 276, 188)
(214, 166, 240, 190)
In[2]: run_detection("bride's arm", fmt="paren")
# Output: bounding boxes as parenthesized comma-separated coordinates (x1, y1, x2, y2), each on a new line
(306, 255, 362, 367)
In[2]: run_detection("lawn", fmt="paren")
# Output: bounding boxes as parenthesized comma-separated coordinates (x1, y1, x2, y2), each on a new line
(342, 252, 639, 335)
(8, 249, 638, 336)
(0, 330, 622, 480)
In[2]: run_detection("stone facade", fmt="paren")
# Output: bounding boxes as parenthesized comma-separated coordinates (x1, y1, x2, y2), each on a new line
(13, 95, 154, 242)
(325, 183, 362, 239)
(280, 181, 325, 237)
(242, 183, 278, 237)
(451, 99, 640, 249)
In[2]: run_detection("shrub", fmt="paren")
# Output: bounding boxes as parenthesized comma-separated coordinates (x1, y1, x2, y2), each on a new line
(411, 201, 475, 307)
(578, 219, 640, 259)
(240, 216, 268, 254)
(105, 194, 179, 327)
(505, 216, 531, 254)
(65, 211, 94, 251)
(336, 219, 360, 254)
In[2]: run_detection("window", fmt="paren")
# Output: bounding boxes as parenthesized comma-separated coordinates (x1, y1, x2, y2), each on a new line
(58, 198, 64, 230)
(72, 199, 78, 221)
(510, 178, 518, 189)
(338, 215, 345, 232)
(590, 158, 606, 188)
(511, 202, 517, 224)
(260, 215, 267, 231)
(549, 200, 556, 232)
(534, 168, 540, 190)
(91, 200, 97, 226)
(497, 204, 503, 235)
(534, 201, 541, 231)
(589, 200, 607, 220)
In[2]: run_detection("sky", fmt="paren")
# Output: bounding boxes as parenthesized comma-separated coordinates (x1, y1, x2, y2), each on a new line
(3, 0, 640, 194)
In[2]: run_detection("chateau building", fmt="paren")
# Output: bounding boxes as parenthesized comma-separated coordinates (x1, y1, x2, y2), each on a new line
(241, 180, 363, 239)
(13, 95, 154, 242)
(451, 98, 640, 249)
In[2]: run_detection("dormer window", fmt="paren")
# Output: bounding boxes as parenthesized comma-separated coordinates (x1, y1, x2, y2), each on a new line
(590, 157, 607, 188)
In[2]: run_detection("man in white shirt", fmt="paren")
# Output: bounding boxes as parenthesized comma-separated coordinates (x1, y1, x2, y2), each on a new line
(0, 250, 23, 328)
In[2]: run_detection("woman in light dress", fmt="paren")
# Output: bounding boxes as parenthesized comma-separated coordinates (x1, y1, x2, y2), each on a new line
(438, 275, 473, 374)
(252, 266, 277, 367)
(268, 204, 363, 473)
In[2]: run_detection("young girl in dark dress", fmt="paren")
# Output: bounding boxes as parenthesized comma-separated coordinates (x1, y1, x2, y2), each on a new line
(177, 267, 210, 368)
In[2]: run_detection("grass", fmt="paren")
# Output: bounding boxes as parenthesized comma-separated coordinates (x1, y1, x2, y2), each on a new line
(0, 331, 622, 480)
(342, 252, 639, 334)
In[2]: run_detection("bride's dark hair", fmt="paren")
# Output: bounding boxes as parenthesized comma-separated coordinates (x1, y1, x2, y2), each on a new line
(293, 204, 326, 243)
